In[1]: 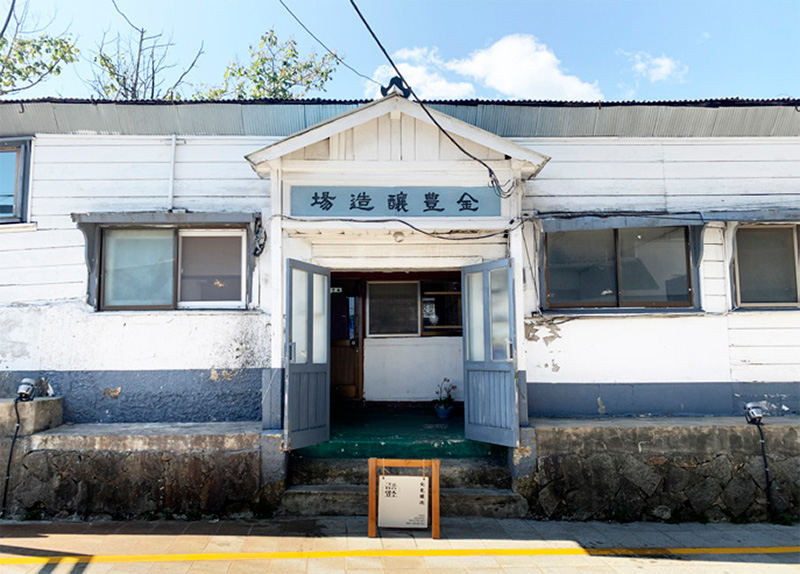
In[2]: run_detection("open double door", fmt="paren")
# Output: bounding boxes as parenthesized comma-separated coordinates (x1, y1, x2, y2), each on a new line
(284, 258, 520, 450)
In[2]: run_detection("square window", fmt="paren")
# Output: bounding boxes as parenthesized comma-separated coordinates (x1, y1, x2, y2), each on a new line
(545, 226, 693, 310)
(101, 228, 247, 310)
(0, 140, 30, 224)
(178, 231, 246, 308)
(102, 229, 175, 308)
(736, 226, 799, 307)
(367, 282, 420, 336)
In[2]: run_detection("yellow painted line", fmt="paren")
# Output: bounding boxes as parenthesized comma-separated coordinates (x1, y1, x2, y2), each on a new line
(0, 546, 798, 565)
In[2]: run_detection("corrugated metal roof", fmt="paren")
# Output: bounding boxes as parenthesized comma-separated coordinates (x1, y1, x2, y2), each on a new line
(1, 98, 798, 138)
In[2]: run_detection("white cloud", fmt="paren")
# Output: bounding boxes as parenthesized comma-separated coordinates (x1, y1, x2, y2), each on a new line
(447, 34, 603, 101)
(365, 34, 603, 101)
(367, 48, 475, 100)
(622, 50, 687, 83)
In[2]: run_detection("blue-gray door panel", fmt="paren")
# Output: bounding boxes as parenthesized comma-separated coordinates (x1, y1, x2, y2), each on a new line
(462, 259, 519, 448)
(285, 259, 330, 450)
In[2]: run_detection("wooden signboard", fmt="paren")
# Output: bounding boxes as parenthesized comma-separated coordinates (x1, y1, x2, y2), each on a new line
(368, 458, 440, 539)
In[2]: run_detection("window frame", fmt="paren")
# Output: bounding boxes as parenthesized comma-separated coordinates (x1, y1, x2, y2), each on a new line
(543, 226, 695, 311)
(734, 224, 800, 309)
(177, 229, 248, 310)
(366, 280, 421, 337)
(99, 226, 249, 311)
(0, 138, 32, 224)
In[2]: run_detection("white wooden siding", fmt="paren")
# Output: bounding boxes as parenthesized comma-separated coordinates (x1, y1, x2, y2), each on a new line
(728, 312, 800, 382)
(287, 116, 504, 163)
(519, 138, 800, 214)
(0, 135, 274, 305)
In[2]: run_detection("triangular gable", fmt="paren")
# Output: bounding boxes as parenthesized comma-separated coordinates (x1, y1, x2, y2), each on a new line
(246, 94, 549, 178)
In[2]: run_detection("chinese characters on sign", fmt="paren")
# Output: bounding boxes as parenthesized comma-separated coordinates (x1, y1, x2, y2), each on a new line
(291, 186, 501, 217)
(378, 475, 429, 528)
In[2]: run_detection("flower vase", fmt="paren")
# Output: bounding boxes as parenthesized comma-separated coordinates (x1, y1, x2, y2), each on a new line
(434, 404, 454, 420)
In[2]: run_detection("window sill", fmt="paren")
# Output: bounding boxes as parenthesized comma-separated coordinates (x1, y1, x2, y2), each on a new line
(0, 222, 37, 233)
(538, 308, 705, 318)
(732, 306, 800, 312)
(96, 308, 263, 315)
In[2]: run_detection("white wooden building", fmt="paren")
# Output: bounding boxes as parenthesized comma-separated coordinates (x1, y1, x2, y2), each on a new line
(1, 94, 798, 449)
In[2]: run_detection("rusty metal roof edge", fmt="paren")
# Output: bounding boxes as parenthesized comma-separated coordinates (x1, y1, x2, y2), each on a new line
(1, 96, 798, 107)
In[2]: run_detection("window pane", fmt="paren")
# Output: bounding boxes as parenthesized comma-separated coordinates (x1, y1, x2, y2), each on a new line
(738, 227, 798, 304)
(0, 149, 18, 216)
(180, 235, 243, 303)
(291, 268, 309, 364)
(490, 267, 510, 361)
(619, 227, 691, 305)
(547, 230, 617, 307)
(368, 282, 419, 335)
(312, 272, 328, 364)
(465, 271, 485, 361)
(103, 229, 174, 307)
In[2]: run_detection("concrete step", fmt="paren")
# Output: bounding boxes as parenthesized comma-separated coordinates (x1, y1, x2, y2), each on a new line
(287, 457, 512, 489)
(276, 484, 530, 519)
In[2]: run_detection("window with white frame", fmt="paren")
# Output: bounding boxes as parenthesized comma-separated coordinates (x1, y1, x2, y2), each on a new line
(101, 228, 247, 310)
(0, 139, 31, 224)
(545, 226, 693, 309)
(735, 225, 800, 307)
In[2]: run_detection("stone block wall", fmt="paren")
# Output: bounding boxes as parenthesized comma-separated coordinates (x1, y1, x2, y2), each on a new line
(0, 424, 286, 520)
(511, 419, 799, 522)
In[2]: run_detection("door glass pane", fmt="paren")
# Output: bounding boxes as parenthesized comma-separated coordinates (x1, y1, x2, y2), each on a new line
(465, 271, 484, 361)
(738, 227, 799, 304)
(547, 229, 617, 307)
(312, 272, 328, 364)
(490, 268, 510, 361)
(291, 268, 309, 364)
(619, 227, 691, 305)
(179, 234, 243, 303)
(103, 229, 174, 307)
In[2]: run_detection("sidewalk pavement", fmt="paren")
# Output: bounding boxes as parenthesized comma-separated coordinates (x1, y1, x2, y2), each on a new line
(1, 516, 798, 573)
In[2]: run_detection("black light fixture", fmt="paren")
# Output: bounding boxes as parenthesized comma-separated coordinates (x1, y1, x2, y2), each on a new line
(16, 378, 36, 402)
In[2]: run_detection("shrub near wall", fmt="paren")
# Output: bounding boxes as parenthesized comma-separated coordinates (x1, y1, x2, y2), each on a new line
(511, 421, 799, 523)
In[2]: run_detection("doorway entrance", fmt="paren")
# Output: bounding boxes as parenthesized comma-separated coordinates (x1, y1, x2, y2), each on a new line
(284, 259, 520, 451)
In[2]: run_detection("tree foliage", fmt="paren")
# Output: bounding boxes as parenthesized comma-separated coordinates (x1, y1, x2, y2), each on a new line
(196, 29, 338, 100)
(87, 1, 202, 100)
(0, 0, 78, 96)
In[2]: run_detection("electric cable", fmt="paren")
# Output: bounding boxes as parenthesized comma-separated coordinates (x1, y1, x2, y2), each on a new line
(348, 0, 515, 199)
(278, 0, 381, 87)
(1, 398, 21, 519)
(755, 421, 773, 517)
(274, 213, 524, 241)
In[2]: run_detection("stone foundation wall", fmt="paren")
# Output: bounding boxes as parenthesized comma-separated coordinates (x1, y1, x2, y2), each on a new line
(511, 419, 800, 522)
(0, 424, 285, 520)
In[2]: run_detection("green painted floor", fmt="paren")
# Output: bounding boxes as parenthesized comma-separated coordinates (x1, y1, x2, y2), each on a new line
(294, 403, 506, 459)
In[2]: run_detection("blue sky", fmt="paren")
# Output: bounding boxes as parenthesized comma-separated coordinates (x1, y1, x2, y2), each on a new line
(5, 0, 799, 101)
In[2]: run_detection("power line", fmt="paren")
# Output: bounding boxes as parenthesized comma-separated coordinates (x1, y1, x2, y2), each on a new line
(278, 0, 381, 87)
(348, 0, 515, 199)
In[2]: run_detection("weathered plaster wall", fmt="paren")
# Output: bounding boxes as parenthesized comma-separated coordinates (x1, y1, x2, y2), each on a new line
(0, 302, 270, 422)
(510, 418, 800, 522)
(363, 337, 463, 401)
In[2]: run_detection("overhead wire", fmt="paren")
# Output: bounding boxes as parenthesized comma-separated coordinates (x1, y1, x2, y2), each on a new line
(278, 0, 382, 87)
(272, 214, 524, 241)
(347, 0, 516, 199)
